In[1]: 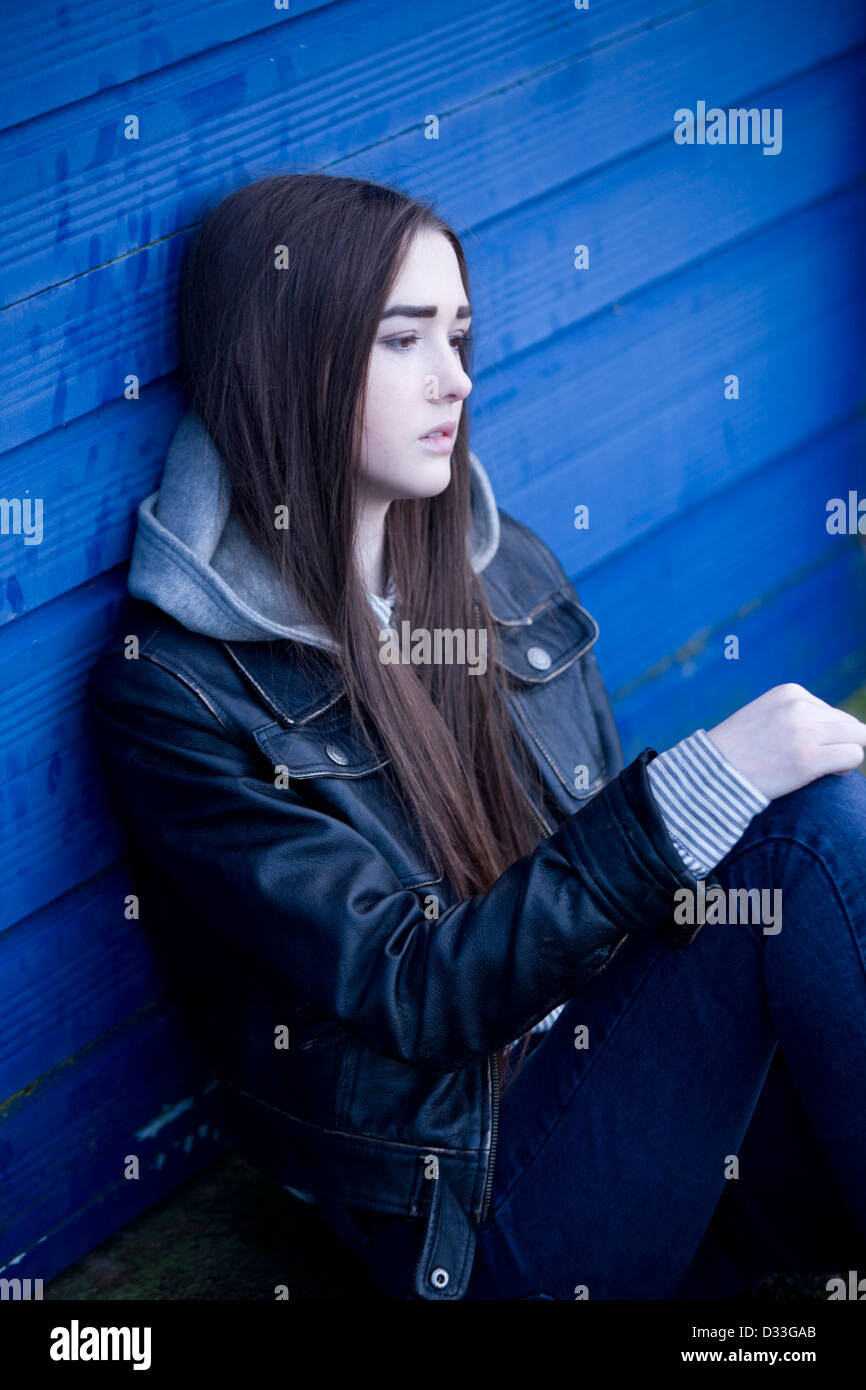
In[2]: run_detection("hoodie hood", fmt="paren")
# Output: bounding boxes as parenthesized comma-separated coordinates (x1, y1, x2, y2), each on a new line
(127, 410, 501, 651)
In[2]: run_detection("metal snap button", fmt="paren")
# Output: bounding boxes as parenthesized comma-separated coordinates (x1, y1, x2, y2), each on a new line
(525, 645, 551, 671)
(324, 742, 349, 765)
(430, 1267, 450, 1290)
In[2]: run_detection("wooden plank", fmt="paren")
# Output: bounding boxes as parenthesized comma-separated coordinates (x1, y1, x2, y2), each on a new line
(469, 49, 865, 373)
(3, 0, 863, 309)
(345, 0, 866, 235)
(0, 1001, 230, 1281)
(479, 183, 866, 559)
(0, 0, 334, 129)
(0, 864, 162, 1101)
(0, 733, 123, 933)
(0, 571, 127, 782)
(0, 232, 185, 453)
(0, 1106, 229, 1289)
(573, 414, 866, 694)
(1, 0, 671, 305)
(610, 540, 866, 760)
(0, 388, 176, 628)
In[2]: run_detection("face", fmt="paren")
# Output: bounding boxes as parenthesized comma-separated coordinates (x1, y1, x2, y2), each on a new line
(357, 228, 473, 506)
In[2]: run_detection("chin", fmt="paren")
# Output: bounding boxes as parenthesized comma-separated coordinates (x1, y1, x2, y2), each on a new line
(391, 460, 452, 501)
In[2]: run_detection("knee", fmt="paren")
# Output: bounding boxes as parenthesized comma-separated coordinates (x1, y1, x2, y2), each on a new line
(717, 768, 866, 918)
(758, 768, 866, 840)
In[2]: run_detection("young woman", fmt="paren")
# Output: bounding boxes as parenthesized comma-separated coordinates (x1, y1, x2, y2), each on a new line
(87, 172, 866, 1301)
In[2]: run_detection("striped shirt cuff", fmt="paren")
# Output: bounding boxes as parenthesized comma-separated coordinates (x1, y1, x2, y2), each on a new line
(645, 728, 770, 879)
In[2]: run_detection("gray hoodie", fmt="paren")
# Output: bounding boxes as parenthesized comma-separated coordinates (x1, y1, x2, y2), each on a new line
(127, 409, 502, 649)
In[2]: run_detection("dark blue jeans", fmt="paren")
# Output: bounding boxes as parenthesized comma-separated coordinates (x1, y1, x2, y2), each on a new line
(318, 770, 866, 1300)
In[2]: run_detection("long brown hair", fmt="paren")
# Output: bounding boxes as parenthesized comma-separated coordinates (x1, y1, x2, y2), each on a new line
(178, 172, 551, 1091)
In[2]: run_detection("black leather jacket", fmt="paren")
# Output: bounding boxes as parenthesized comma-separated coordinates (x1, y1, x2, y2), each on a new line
(86, 510, 709, 1300)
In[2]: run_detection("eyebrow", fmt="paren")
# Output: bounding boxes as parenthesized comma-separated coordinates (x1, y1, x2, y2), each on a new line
(380, 303, 472, 320)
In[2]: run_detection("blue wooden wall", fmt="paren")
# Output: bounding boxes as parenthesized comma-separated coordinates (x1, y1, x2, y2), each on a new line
(2, 0, 865, 1286)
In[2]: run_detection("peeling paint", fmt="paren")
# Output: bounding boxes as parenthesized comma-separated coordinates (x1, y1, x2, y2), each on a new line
(0, 1231, 48, 1275)
(133, 1095, 194, 1140)
(614, 624, 714, 701)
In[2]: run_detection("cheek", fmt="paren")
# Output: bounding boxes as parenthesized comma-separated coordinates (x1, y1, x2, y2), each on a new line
(359, 403, 400, 477)
(361, 406, 396, 461)
(364, 360, 414, 445)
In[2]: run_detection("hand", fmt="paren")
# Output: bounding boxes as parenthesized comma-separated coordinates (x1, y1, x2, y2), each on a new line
(706, 683, 866, 800)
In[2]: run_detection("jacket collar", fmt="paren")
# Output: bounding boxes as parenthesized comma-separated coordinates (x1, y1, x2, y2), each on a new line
(220, 522, 600, 727)
(222, 637, 346, 726)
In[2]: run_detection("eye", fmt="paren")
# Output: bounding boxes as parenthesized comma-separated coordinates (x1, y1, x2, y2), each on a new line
(381, 332, 473, 354)
(383, 333, 420, 352)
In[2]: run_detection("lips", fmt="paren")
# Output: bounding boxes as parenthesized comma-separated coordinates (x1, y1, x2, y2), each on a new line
(417, 428, 455, 455)
(419, 420, 457, 440)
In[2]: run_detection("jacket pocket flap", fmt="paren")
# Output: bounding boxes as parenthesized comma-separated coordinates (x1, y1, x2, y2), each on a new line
(252, 722, 390, 778)
(493, 591, 599, 685)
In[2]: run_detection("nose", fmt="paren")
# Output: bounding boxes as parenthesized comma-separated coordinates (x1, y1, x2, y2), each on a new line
(430, 352, 472, 404)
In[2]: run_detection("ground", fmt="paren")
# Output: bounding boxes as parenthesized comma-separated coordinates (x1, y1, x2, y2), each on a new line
(46, 1153, 387, 1301)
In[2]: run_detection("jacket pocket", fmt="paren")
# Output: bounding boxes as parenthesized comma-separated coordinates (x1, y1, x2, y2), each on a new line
(251, 720, 444, 890)
(252, 721, 390, 779)
(492, 591, 608, 804)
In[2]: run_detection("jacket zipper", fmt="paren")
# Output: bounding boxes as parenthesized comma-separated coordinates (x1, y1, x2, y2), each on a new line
(481, 784, 554, 1224)
(483, 611, 599, 1226)
(520, 780, 555, 837)
(481, 1049, 499, 1223)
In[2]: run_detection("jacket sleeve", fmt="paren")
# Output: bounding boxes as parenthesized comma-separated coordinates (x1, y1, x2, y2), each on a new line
(86, 647, 712, 1073)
